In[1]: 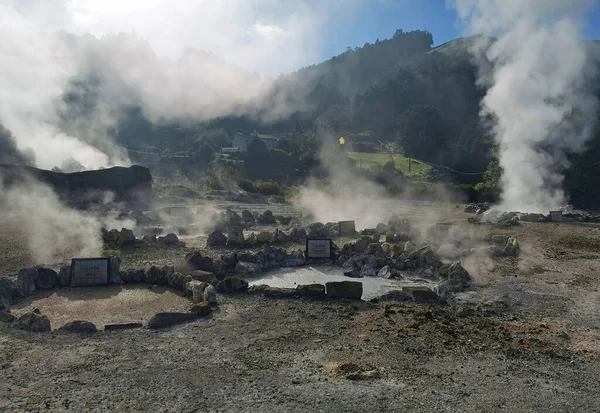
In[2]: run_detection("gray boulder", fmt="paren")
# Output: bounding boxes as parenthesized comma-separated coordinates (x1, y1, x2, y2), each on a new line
(190, 281, 209, 303)
(261, 210, 277, 224)
(17, 268, 37, 295)
(207, 230, 227, 248)
(12, 311, 51, 332)
(241, 210, 255, 224)
(326, 281, 363, 299)
(438, 262, 471, 296)
(144, 266, 168, 285)
(296, 284, 326, 298)
(263, 287, 296, 298)
(235, 262, 262, 276)
(203, 285, 217, 304)
(59, 320, 97, 333)
(226, 226, 245, 246)
(161, 233, 180, 245)
(306, 222, 329, 238)
(256, 231, 273, 244)
(0, 277, 24, 311)
(184, 251, 214, 272)
(0, 311, 16, 323)
(216, 276, 249, 293)
(118, 228, 136, 246)
(109, 256, 122, 284)
(35, 268, 57, 290)
(167, 272, 187, 290)
(289, 227, 307, 242)
(225, 209, 244, 227)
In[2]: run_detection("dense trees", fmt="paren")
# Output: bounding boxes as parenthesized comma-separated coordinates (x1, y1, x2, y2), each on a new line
(396, 106, 447, 162)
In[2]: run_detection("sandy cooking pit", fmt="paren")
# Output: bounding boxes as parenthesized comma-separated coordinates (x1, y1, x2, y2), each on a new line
(11, 285, 191, 329)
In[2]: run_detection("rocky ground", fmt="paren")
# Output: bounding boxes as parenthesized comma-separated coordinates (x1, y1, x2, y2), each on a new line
(1, 200, 600, 412)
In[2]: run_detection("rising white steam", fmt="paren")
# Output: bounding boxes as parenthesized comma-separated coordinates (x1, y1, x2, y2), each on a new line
(453, 0, 599, 212)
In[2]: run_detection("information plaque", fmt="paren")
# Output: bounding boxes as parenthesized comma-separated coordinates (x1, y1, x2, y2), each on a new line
(549, 211, 563, 222)
(339, 220, 356, 237)
(71, 258, 110, 287)
(306, 239, 333, 259)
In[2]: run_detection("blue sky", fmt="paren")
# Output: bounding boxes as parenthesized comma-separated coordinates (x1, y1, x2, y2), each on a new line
(323, 0, 600, 60)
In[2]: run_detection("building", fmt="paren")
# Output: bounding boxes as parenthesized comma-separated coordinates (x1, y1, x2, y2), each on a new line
(231, 132, 279, 151)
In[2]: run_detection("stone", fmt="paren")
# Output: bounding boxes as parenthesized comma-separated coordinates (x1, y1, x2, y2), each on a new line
(326, 281, 363, 299)
(17, 268, 37, 295)
(167, 272, 187, 290)
(190, 302, 212, 316)
(0, 311, 16, 323)
(102, 228, 120, 245)
(142, 234, 157, 243)
(276, 229, 291, 243)
(404, 241, 414, 252)
(241, 210, 255, 224)
(0, 277, 24, 311)
(245, 233, 257, 246)
(221, 252, 239, 270)
(306, 222, 329, 238)
(216, 276, 249, 293)
(248, 284, 269, 294)
(366, 243, 384, 255)
(235, 262, 262, 276)
(146, 312, 200, 329)
(162, 233, 180, 245)
(261, 210, 277, 224)
(385, 231, 395, 243)
(503, 237, 520, 257)
(144, 266, 168, 285)
(350, 239, 368, 254)
(377, 266, 397, 279)
(491, 235, 509, 245)
(237, 252, 257, 263)
(289, 228, 307, 242)
(35, 268, 57, 289)
(11, 311, 51, 332)
(207, 230, 227, 248)
(225, 209, 244, 227)
(226, 226, 245, 246)
(132, 269, 145, 283)
(296, 284, 326, 298)
(276, 215, 293, 225)
(377, 290, 412, 302)
(402, 286, 440, 303)
(184, 251, 214, 272)
(203, 285, 217, 304)
(257, 231, 273, 244)
(58, 266, 72, 287)
(118, 228, 136, 246)
(59, 320, 97, 333)
(438, 262, 471, 295)
(263, 287, 296, 298)
(190, 281, 209, 303)
(109, 256, 122, 284)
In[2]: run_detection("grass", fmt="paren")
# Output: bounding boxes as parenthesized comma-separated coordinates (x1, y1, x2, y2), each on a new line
(347, 152, 432, 177)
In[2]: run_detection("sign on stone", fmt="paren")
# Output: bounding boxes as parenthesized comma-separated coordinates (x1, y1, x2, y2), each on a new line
(306, 239, 332, 259)
(71, 258, 110, 287)
(549, 211, 563, 222)
(339, 220, 356, 236)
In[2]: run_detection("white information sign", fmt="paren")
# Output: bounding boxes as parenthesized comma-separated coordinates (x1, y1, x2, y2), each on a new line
(71, 258, 110, 287)
(306, 239, 332, 259)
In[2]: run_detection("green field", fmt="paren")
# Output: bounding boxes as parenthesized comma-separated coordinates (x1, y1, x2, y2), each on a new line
(347, 152, 432, 176)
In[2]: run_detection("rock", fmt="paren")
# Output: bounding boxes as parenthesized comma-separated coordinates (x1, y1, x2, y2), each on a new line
(235, 262, 262, 276)
(261, 210, 277, 224)
(503, 237, 520, 257)
(326, 281, 363, 299)
(221, 252, 239, 270)
(0, 277, 24, 311)
(438, 262, 471, 295)
(237, 252, 257, 263)
(144, 266, 168, 285)
(58, 266, 72, 287)
(344, 239, 367, 255)
(377, 290, 412, 302)
(377, 266, 397, 279)
(142, 234, 157, 243)
(118, 228, 136, 246)
(367, 243, 384, 255)
(146, 312, 199, 329)
(289, 228, 307, 242)
(257, 231, 273, 244)
(519, 213, 548, 223)
(241, 210, 255, 224)
(275, 215, 293, 225)
(491, 234, 509, 245)
(184, 251, 214, 272)
(268, 195, 287, 204)
(226, 227, 245, 246)
(35, 268, 57, 289)
(216, 276, 249, 293)
(167, 272, 187, 290)
(403, 286, 440, 303)
(276, 229, 291, 243)
(161, 233, 180, 245)
(109, 256, 122, 284)
(102, 228, 120, 245)
(296, 284, 326, 298)
(132, 269, 145, 283)
(190, 302, 212, 316)
(203, 285, 217, 304)
(404, 241, 414, 252)
(248, 284, 269, 294)
(385, 231, 395, 242)
(207, 230, 227, 248)
(59, 320, 97, 333)
(245, 232, 257, 246)
(306, 222, 329, 238)
(17, 268, 37, 295)
(263, 287, 296, 298)
(12, 311, 51, 332)
(225, 209, 243, 227)
(190, 281, 209, 303)
(0, 311, 16, 323)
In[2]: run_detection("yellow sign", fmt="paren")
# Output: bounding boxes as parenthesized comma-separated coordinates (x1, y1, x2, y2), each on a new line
(339, 137, 345, 145)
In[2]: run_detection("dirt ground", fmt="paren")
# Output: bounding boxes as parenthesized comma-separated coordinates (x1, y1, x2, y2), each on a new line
(2, 201, 600, 412)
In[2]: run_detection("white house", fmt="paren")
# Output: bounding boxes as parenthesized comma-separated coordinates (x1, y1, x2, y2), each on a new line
(231, 132, 279, 151)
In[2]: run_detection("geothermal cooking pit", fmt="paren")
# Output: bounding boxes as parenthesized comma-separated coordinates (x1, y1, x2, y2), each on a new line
(13, 285, 191, 329)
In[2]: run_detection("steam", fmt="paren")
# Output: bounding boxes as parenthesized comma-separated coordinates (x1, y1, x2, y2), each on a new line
(453, 0, 599, 212)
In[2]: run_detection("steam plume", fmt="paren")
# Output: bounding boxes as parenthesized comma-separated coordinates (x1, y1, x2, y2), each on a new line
(453, 0, 599, 212)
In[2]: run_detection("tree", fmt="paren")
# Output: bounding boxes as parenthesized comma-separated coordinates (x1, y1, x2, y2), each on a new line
(243, 136, 273, 180)
(194, 142, 216, 165)
(396, 105, 446, 162)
